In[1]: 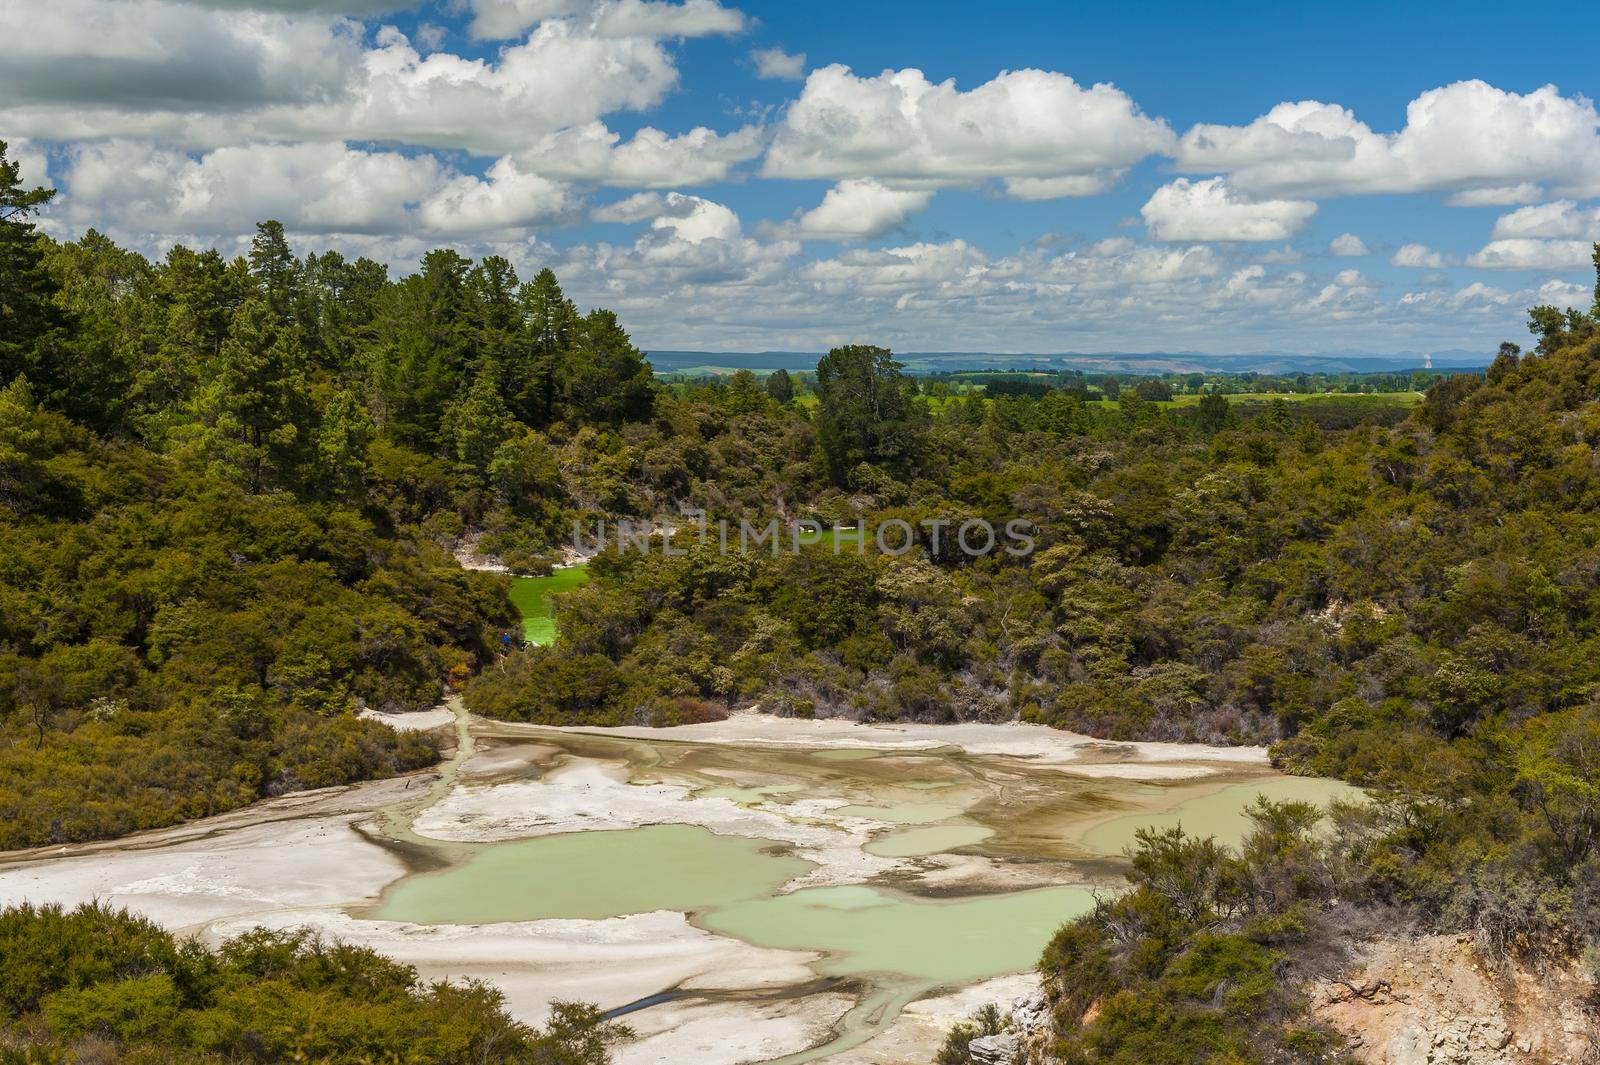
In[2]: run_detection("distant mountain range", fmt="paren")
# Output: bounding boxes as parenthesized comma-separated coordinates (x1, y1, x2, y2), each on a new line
(646, 349, 1492, 376)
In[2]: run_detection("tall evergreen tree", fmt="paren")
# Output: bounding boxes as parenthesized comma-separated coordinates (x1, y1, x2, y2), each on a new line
(444, 367, 513, 478)
(248, 220, 299, 326)
(814, 344, 927, 485)
(314, 387, 374, 499)
(564, 309, 655, 424)
(765, 368, 795, 404)
(378, 249, 473, 445)
(0, 141, 67, 393)
(514, 268, 577, 427)
(180, 296, 308, 492)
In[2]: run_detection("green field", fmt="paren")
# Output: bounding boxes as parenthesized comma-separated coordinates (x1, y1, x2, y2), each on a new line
(1089, 390, 1422, 409)
(507, 565, 590, 645)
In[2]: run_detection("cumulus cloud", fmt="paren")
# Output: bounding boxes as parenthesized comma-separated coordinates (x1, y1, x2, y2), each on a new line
(0, 0, 362, 112)
(4, 138, 53, 189)
(1467, 239, 1596, 270)
(592, 0, 745, 38)
(776, 179, 934, 241)
(592, 191, 740, 242)
(1329, 233, 1370, 256)
(750, 47, 805, 80)
(416, 157, 575, 235)
(762, 65, 1174, 197)
(561, 194, 798, 322)
(1489, 200, 1600, 240)
(592, 191, 670, 224)
(48, 140, 451, 238)
(513, 122, 762, 188)
(1390, 243, 1446, 268)
(1176, 81, 1600, 200)
(802, 239, 985, 292)
(175, 0, 405, 10)
(3, 14, 685, 155)
(462, 0, 744, 39)
(1140, 178, 1317, 242)
(1445, 183, 1544, 207)
(273, 23, 682, 154)
(463, 0, 574, 38)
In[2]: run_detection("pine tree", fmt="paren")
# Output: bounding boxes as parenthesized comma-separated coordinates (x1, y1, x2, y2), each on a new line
(765, 368, 795, 404)
(728, 369, 765, 413)
(0, 141, 68, 390)
(315, 387, 374, 499)
(378, 250, 473, 445)
(514, 268, 578, 426)
(564, 309, 655, 424)
(181, 296, 308, 492)
(444, 368, 513, 477)
(248, 220, 299, 326)
(814, 344, 927, 484)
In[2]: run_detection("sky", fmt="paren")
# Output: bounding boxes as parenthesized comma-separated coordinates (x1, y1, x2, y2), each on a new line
(4, 0, 1600, 355)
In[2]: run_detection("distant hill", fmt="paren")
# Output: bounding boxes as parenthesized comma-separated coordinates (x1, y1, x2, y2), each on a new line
(644, 349, 1492, 376)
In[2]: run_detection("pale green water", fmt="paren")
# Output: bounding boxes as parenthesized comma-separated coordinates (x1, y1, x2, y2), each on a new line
(371, 824, 811, 924)
(507, 564, 589, 645)
(865, 824, 994, 857)
(1081, 775, 1365, 855)
(835, 802, 966, 823)
(699, 884, 1095, 984)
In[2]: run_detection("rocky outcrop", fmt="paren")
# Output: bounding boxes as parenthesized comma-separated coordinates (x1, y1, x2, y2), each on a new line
(968, 1032, 1022, 1064)
(1311, 934, 1595, 1064)
(962, 989, 1052, 1064)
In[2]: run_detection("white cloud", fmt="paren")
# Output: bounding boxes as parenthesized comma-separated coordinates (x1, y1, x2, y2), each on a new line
(801, 240, 989, 299)
(1140, 178, 1316, 242)
(0, 0, 362, 111)
(1490, 200, 1600, 240)
(778, 179, 934, 241)
(463, 0, 744, 40)
(750, 47, 805, 80)
(174, 0, 404, 10)
(1445, 183, 1543, 207)
(1004, 174, 1121, 200)
(762, 65, 1174, 197)
(1537, 279, 1594, 310)
(279, 23, 681, 154)
(649, 195, 742, 244)
(513, 122, 762, 188)
(1450, 281, 1513, 307)
(416, 157, 575, 235)
(1176, 81, 1600, 200)
(560, 195, 798, 322)
(1390, 243, 1446, 268)
(464, 0, 575, 38)
(592, 191, 670, 223)
(592, 0, 745, 39)
(591, 191, 741, 243)
(1466, 239, 1596, 270)
(52, 140, 444, 235)
(4, 138, 52, 189)
(1329, 233, 1369, 256)
(2, 14, 685, 156)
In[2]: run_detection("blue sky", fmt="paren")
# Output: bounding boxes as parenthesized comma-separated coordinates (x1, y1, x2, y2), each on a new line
(4, 0, 1598, 353)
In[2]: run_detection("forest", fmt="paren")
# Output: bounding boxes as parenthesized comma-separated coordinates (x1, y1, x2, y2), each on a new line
(0, 901, 629, 1063)
(7, 133, 1600, 1061)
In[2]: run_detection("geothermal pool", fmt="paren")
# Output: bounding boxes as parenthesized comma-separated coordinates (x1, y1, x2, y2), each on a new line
(0, 704, 1361, 1064)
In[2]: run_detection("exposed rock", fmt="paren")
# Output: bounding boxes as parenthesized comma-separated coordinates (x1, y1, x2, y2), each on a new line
(968, 1031, 1022, 1065)
(1310, 934, 1595, 1064)
(1009, 989, 1050, 1035)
